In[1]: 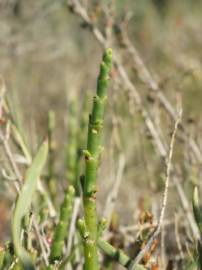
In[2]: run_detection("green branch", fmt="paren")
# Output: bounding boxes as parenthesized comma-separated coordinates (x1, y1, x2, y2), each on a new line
(49, 186, 75, 263)
(98, 238, 147, 270)
(81, 48, 112, 270)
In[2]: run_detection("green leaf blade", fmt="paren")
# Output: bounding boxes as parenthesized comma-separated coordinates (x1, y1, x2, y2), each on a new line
(12, 140, 48, 269)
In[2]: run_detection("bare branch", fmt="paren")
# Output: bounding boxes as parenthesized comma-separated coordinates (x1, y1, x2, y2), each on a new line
(128, 110, 182, 269)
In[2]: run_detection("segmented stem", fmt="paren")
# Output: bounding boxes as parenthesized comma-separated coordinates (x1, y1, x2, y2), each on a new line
(81, 48, 112, 270)
(49, 186, 75, 263)
(98, 238, 147, 270)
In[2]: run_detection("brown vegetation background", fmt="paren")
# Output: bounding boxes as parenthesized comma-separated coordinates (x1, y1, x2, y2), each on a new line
(1, 0, 202, 269)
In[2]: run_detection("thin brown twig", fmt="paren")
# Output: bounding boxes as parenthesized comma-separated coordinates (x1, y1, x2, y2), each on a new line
(119, 217, 179, 234)
(121, 32, 202, 163)
(128, 110, 182, 269)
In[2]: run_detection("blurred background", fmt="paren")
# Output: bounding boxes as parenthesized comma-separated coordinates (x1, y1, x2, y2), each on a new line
(1, 0, 202, 269)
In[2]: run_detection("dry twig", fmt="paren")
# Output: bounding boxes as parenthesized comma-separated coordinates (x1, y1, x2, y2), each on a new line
(128, 110, 182, 269)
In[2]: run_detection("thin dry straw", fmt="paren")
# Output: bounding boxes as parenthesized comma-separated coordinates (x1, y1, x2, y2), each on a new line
(128, 110, 182, 269)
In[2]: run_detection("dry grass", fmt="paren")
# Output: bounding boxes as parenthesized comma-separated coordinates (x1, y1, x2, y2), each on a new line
(0, 1, 202, 269)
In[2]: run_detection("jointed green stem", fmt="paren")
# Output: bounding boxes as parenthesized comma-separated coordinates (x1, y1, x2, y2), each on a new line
(98, 238, 147, 270)
(81, 48, 112, 270)
(49, 186, 75, 263)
